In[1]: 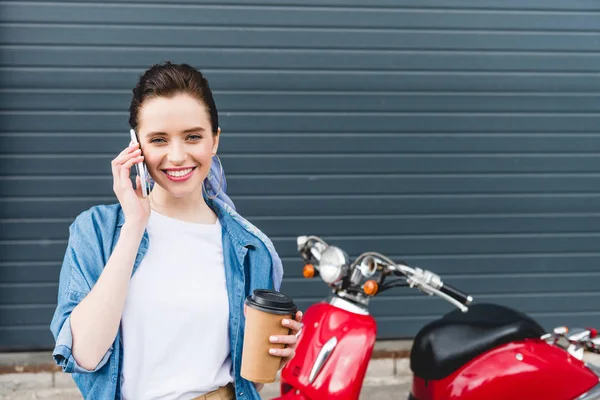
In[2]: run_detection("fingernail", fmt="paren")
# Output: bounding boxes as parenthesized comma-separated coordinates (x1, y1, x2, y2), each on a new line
(270, 336, 278, 342)
(282, 319, 290, 326)
(269, 349, 277, 355)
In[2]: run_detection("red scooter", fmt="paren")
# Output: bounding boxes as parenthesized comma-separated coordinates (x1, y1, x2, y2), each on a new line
(274, 235, 600, 400)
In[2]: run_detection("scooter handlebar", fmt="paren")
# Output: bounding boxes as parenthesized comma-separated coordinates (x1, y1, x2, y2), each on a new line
(390, 264, 472, 312)
(439, 283, 473, 306)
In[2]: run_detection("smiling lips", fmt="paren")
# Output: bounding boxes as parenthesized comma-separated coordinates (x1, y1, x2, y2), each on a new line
(162, 167, 197, 182)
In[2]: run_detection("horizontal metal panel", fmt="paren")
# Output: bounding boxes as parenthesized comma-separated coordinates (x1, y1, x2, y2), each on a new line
(8, 0, 600, 10)
(282, 273, 600, 299)
(2, 113, 599, 133)
(2, 175, 600, 197)
(0, 284, 59, 305)
(5, 26, 600, 52)
(2, 154, 600, 175)
(3, 253, 600, 284)
(3, 271, 600, 306)
(3, 233, 600, 264)
(5, 214, 600, 240)
(369, 292, 600, 318)
(2, 2, 599, 30)
(0, 327, 54, 351)
(4, 134, 600, 155)
(3, 47, 599, 72)
(0, 305, 56, 326)
(4, 91, 600, 113)
(4, 292, 600, 328)
(2, 312, 596, 349)
(2, 69, 597, 92)
(0, 264, 61, 283)
(2, 195, 600, 219)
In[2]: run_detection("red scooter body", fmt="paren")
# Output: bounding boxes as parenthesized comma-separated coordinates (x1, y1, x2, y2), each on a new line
(412, 339, 599, 400)
(283, 237, 600, 400)
(273, 300, 377, 400)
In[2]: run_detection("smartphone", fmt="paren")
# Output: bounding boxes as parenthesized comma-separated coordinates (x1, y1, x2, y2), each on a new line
(129, 129, 151, 197)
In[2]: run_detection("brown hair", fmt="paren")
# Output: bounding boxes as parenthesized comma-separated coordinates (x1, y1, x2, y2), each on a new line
(129, 61, 219, 134)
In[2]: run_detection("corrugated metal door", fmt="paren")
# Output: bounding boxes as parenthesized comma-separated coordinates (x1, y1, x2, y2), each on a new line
(1, 0, 600, 350)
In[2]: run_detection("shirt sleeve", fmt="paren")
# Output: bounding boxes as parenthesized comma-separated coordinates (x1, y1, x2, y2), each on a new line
(52, 314, 113, 373)
(49, 211, 113, 374)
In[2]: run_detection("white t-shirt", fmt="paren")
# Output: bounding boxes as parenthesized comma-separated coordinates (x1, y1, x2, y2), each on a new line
(121, 210, 233, 400)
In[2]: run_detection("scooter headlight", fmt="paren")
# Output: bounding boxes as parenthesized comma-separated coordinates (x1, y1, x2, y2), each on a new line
(318, 246, 348, 284)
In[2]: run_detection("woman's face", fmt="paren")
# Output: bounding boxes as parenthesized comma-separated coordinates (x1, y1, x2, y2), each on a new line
(137, 93, 219, 199)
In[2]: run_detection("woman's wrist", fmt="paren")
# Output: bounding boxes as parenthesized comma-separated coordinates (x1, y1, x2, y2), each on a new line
(121, 221, 146, 237)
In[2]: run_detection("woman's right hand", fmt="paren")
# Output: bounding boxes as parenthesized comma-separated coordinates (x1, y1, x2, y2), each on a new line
(111, 142, 151, 228)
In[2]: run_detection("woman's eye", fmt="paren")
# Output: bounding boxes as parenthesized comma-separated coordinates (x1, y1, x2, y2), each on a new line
(187, 134, 202, 141)
(149, 137, 166, 144)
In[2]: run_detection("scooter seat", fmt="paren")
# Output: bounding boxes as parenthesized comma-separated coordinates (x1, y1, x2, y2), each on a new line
(410, 303, 545, 380)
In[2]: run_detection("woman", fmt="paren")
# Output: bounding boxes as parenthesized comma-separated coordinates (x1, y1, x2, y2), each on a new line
(50, 62, 302, 400)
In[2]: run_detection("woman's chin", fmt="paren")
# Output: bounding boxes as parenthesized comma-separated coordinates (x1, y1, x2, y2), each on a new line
(153, 180, 204, 200)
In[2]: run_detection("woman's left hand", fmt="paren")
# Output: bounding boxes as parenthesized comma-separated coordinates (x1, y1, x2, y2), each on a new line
(269, 311, 304, 370)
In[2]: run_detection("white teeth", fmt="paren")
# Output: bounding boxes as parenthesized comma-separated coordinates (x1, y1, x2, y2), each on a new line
(166, 168, 193, 177)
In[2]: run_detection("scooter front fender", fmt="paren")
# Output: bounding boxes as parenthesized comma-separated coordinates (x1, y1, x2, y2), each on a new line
(279, 300, 377, 400)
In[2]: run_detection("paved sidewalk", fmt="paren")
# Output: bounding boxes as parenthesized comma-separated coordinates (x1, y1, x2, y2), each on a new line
(0, 376, 411, 400)
(0, 353, 412, 400)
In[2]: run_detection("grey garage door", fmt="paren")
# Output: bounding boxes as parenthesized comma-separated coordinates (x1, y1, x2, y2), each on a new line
(1, 0, 600, 350)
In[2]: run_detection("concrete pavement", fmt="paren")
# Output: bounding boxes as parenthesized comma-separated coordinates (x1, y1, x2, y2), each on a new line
(0, 349, 412, 400)
(0, 374, 412, 400)
(1, 347, 599, 400)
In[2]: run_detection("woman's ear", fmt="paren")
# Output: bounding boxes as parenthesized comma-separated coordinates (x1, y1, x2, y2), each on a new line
(212, 127, 221, 154)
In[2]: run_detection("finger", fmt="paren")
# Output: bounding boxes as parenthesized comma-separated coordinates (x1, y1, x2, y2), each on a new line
(295, 311, 303, 322)
(269, 335, 297, 345)
(282, 318, 303, 333)
(124, 141, 139, 153)
(111, 145, 140, 194)
(269, 348, 295, 358)
(120, 156, 143, 189)
(134, 175, 143, 198)
(115, 148, 141, 166)
(113, 143, 138, 165)
(123, 155, 144, 170)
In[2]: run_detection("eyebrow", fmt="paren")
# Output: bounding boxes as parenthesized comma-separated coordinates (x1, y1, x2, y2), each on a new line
(145, 127, 206, 137)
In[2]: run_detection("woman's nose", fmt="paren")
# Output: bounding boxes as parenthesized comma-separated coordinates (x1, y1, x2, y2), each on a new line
(167, 143, 186, 164)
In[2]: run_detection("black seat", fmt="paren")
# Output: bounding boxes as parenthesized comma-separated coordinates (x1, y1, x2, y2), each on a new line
(410, 303, 545, 380)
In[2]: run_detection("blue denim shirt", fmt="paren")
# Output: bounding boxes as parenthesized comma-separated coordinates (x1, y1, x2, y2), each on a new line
(49, 199, 277, 400)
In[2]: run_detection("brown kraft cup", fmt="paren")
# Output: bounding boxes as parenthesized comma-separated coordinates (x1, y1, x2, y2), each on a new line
(241, 289, 297, 383)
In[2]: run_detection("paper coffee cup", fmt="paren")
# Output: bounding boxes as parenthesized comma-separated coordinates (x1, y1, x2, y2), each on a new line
(240, 289, 297, 383)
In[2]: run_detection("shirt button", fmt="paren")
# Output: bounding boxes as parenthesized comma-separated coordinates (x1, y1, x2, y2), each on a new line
(239, 392, 244, 396)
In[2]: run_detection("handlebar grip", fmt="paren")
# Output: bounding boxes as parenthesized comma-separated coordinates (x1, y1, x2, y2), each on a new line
(440, 283, 473, 306)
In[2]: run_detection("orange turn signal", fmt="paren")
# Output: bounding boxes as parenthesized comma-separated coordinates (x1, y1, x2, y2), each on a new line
(303, 264, 316, 278)
(363, 280, 379, 296)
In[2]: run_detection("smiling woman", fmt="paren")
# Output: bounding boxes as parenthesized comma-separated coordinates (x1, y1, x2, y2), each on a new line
(130, 63, 220, 207)
(48, 62, 303, 400)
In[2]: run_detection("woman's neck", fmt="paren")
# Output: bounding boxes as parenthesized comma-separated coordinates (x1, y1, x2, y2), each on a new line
(148, 185, 217, 224)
